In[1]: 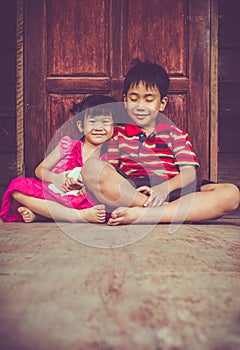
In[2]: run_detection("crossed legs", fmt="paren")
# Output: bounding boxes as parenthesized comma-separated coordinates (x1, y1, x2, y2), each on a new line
(12, 191, 106, 223)
(11, 158, 240, 225)
(107, 183, 240, 225)
(81, 159, 240, 225)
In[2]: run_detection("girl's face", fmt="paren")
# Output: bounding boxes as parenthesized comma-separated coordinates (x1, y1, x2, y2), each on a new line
(77, 114, 114, 146)
(124, 81, 168, 134)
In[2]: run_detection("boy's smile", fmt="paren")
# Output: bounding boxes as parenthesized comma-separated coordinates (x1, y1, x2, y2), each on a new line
(124, 81, 168, 134)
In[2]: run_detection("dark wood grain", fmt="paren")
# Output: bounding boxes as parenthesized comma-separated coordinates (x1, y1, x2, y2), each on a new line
(24, 0, 213, 181)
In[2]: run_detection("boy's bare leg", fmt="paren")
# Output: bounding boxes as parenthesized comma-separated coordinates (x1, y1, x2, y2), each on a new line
(107, 183, 240, 225)
(12, 191, 106, 223)
(82, 158, 147, 208)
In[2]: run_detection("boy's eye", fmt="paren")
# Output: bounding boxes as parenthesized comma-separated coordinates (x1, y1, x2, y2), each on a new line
(130, 97, 138, 102)
(146, 98, 154, 102)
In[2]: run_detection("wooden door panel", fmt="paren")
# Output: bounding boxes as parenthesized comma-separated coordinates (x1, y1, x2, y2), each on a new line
(166, 95, 187, 131)
(48, 94, 84, 141)
(47, 0, 110, 76)
(122, 0, 187, 76)
(24, 0, 212, 180)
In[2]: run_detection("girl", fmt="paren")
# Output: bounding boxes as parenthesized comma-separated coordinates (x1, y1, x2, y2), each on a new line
(0, 95, 116, 223)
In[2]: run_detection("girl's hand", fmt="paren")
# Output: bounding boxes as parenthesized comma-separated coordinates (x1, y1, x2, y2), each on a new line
(52, 172, 67, 192)
(65, 175, 84, 191)
(77, 185, 87, 196)
(52, 172, 83, 192)
(137, 184, 169, 207)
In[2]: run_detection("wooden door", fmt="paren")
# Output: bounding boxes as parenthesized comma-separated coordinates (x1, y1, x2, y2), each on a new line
(24, 0, 213, 180)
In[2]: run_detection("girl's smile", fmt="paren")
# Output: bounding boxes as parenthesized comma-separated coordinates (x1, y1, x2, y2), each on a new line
(78, 114, 114, 146)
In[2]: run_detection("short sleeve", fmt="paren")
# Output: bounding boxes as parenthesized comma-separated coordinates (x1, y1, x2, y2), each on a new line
(107, 129, 120, 167)
(170, 126, 199, 168)
(51, 136, 79, 174)
(59, 136, 77, 159)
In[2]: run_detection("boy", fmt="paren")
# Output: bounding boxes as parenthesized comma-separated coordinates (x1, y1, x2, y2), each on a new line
(81, 60, 239, 225)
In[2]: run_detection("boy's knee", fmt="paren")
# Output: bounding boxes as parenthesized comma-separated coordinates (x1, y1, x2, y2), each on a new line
(81, 159, 112, 187)
(222, 183, 240, 211)
(82, 158, 102, 183)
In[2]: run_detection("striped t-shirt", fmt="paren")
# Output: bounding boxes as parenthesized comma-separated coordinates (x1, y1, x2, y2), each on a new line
(107, 117, 199, 181)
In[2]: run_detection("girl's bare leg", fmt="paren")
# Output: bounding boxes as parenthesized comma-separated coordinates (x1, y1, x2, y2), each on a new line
(82, 159, 147, 208)
(17, 206, 38, 223)
(107, 183, 240, 225)
(12, 191, 106, 223)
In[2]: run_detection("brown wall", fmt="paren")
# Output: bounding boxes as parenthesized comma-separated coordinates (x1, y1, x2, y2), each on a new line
(0, 0, 17, 202)
(218, 0, 240, 187)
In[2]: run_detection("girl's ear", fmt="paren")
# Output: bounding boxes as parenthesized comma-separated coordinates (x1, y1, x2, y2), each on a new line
(159, 96, 168, 112)
(77, 120, 83, 132)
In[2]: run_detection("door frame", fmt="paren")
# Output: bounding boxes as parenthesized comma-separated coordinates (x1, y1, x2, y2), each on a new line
(210, 0, 218, 182)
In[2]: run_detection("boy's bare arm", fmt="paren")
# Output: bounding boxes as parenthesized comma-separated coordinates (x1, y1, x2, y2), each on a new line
(138, 165, 196, 207)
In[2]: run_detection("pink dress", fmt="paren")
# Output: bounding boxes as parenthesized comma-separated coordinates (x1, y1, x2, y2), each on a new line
(0, 136, 106, 222)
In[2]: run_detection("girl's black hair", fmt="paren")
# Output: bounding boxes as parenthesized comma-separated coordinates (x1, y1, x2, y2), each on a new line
(69, 95, 117, 121)
(69, 95, 116, 149)
(123, 59, 170, 98)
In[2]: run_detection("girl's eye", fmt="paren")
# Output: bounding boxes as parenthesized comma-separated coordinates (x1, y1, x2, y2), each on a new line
(103, 119, 112, 124)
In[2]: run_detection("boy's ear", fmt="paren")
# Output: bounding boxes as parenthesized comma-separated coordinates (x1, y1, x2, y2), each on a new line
(123, 94, 127, 108)
(77, 120, 83, 132)
(159, 96, 168, 112)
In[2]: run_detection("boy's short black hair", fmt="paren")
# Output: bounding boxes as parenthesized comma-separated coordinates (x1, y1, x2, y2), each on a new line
(123, 59, 170, 98)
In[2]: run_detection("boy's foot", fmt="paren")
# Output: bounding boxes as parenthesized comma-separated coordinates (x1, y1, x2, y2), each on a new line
(107, 206, 146, 225)
(17, 206, 37, 223)
(76, 204, 106, 223)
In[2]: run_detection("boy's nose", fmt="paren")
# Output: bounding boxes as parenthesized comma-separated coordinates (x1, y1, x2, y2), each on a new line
(136, 104, 147, 111)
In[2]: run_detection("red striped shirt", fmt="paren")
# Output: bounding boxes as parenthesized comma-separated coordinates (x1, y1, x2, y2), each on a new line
(107, 117, 199, 180)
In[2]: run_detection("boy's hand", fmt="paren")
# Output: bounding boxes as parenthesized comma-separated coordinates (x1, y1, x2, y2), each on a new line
(137, 184, 169, 207)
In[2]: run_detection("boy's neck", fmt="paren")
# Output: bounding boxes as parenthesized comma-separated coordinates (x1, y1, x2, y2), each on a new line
(139, 125, 156, 136)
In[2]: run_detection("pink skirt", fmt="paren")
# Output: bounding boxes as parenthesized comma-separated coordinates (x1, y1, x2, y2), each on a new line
(0, 177, 97, 222)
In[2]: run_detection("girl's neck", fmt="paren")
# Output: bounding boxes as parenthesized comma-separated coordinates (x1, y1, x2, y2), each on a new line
(82, 141, 101, 163)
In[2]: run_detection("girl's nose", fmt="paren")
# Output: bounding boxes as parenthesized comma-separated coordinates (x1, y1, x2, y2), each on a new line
(93, 121, 104, 129)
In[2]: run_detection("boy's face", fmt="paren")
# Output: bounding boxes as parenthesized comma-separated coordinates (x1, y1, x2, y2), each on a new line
(124, 81, 168, 133)
(77, 114, 114, 146)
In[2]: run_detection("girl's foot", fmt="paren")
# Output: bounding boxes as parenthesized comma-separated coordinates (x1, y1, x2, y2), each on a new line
(74, 204, 106, 223)
(107, 206, 146, 225)
(17, 206, 37, 223)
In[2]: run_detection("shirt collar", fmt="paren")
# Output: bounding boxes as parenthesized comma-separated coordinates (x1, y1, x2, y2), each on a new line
(124, 114, 171, 137)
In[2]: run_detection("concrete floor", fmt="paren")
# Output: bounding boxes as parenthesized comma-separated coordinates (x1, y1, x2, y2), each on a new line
(0, 212, 240, 350)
